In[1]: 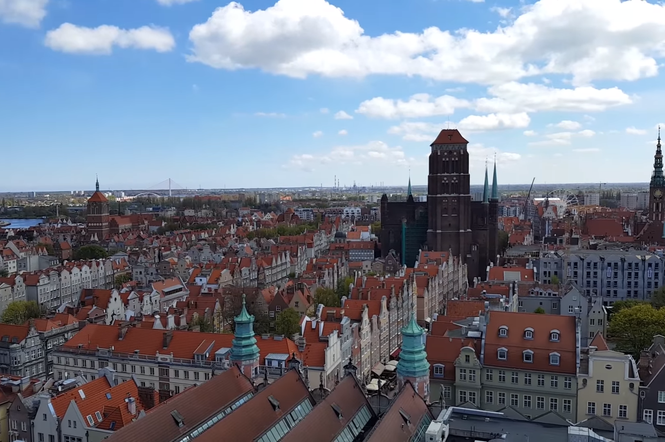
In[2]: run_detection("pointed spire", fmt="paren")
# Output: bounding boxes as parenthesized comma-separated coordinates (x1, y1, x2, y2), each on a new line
(95, 175, 100, 192)
(652, 127, 664, 188)
(491, 153, 498, 201)
(230, 293, 260, 364)
(407, 168, 412, 197)
(482, 159, 489, 203)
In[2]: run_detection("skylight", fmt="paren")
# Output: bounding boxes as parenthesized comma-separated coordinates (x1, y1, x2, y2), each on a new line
(331, 403, 343, 419)
(268, 395, 280, 411)
(105, 393, 112, 400)
(171, 410, 185, 428)
(78, 390, 86, 400)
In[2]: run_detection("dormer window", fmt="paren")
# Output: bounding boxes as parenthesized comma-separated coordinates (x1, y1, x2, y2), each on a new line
(523, 350, 534, 363)
(433, 364, 445, 378)
(549, 352, 560, 366)
(524, 328, 534, 340)
(498, 348, 508, 360)
(550, 330, 560, 342)
(498, 326, 508, 337)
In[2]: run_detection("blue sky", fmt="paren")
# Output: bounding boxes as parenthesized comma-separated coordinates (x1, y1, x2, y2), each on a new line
(2, 0, 665, 191)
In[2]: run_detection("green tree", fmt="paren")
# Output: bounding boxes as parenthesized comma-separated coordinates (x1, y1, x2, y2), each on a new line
(74, 245, 108, 260)
(370, 221, 381, 237)
(190, 316, 214, 333)
(1, 301, 43, 324)
(609, 300, 644, 318)
(534, 307, 546, 314)
(36, 242, 55, 256)
(651, 287, 665, 310)
(498, 231, 509, 253)
(608, 303, 665, 358)
(0, 269, 8, 278)
(313, 287, 341, 308)
(550, 275, 560, 285)
(335, 276, 354, 299)
(275, 308, 301, 338)
(114, 274, 132, 289)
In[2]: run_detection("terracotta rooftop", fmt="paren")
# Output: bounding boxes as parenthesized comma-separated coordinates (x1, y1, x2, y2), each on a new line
(88, 191, 108, 203)
(446, 300, 485, 318)
(282, 375, 374, 442)
(105, 366, 254, 442)
(196, 369, 313, 442)
(430, 129, 468, 145)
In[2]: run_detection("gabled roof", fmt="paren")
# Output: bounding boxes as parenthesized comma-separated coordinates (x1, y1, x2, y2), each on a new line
(196, 369, 313, 442)
(430, 129, 468, 145)
(282, 375, 374, 442)
(363, 381, 433, 442)
(588, 332, 609, 351)
(105, 366, 254, 442)
(88, 191, 108, 203)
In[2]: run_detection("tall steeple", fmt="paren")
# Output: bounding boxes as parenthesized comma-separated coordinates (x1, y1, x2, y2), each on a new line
(482, 160, 490, 203)
(230, 294, 260, 379)
(396, 313, 430, 401)
(407, 173, 412, 197)
(653, 127, 664, 188)
(491, 154, 498, 201)
(95, 175, 100, 192)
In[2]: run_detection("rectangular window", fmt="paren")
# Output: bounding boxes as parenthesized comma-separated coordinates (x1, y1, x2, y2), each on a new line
(511, 394, 519, 407)
(443, 386, 451, 399)
(498, 370, 506, 383)
(523, 395, 531, 409)
(459, 368, 467, 381)
(612, 381, 619, 394)
(485, 390, 493, 404)
(485, 369, 493, 382)
(551, 376, 558, 388)
(537, 374, 545, 387)
(173, 369, 179, 378)
(619, 405, 627, 419)
(511, 372, 518, 384)
(459, 390, 467, 404)
(563, 399, 572, 414)
(536, 396, 544, 410)
(550, 398, 558, 411)
(603, 403, 611, 417)
(596, 380, 604, 393)
(468, 391, 476, 405)
(644, 409, 654, 424)
(564, 377, 572, 390)
(524, 373, 531, 385)
(658, 410, 665, 426)
(498, 392, 506, 405)
(587, 402, 596, 415)
(468, 369, 476, 382)
(659, 391, 665, 403)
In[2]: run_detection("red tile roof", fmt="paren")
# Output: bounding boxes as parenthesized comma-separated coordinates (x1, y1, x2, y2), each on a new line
(484, 311, 577, 375)
(487, 266, 534, 282)
(430, 129, 468, 145)
(0, 324, 29, 343)
(446, 300, 485, 318)
(88, 191, 108, 203)
(589, 332, 609, 351)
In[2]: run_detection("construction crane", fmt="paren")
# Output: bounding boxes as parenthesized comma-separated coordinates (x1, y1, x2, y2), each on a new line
(522, 177, 536, 220)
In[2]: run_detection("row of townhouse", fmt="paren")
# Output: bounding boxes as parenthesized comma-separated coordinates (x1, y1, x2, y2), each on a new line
(426, 308, 651, 433)
(538, 248, 665, 305)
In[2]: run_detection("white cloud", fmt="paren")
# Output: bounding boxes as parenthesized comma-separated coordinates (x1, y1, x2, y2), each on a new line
(157, 0, 199, 4)
(626, 127, 646, 135)
(491, 7, 512, 18)
(476, 82, 632, 113)
(388, 122, 442, 142)
(0, 0, 48, 28)
(45, 23, 175, 54)
(320, 108, 329, 114)
(334, 110, 353, 120)
(285, 141, 413, 171)
(338, 129, 348, 135)
(551, 120, 581, 130)
(445, 87, 465, 93)
(523, 130, 537, 137)
(573, 148, 600, 153)
(356, 94, 470, 119)
(187, 0, 665, 86)
(458, 113, 530, 132)
(467, 143, 522, 166)
(529, 129, 596, 146)
(255, 112, 286, 117)
(313, 130, 323, 138)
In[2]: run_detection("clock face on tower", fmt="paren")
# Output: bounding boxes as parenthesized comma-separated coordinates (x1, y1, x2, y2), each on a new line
(655, 189, 663, 199)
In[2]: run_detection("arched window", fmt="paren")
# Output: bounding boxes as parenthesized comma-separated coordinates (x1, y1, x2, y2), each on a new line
(523, 350, 534, 363)
(549, 352, 560, 366)
(524, 328, 534, 340)
(498, 326, 508, 337)
(550, 329, 560, 342)
(498, 348, 508, 360)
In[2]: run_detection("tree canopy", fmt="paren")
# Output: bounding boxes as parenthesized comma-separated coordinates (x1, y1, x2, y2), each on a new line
(608, 303, 665, 358)
(534, 307, 545, 314)
(0, 269, 8, 278)
(335, 276, 354, 299)
(651, 287, 665, 310)
(275, 308, 301, 338)
(498, 231, 509, 253)
(1, 301, 43, 325)
(114, 274, 132, 289)
(314, 287, 341, 308)
(74, 245, 108, 260)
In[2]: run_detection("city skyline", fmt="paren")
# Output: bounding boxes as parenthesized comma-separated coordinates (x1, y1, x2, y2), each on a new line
(2, 0, 665, 191)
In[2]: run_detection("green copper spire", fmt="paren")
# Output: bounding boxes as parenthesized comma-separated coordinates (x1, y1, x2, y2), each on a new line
(231, 294, 260, 362)
(653, 127, 664, 187)
(95, 175, 99, 192)
(407, 175, 412, 197)
(482, 161, 489, 203)
(491, 155, 498, 201)
(396, 314, 430, 378)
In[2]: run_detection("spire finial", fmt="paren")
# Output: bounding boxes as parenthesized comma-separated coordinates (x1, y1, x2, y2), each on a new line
(407, 167, 412, 197)
(491, 153, 499, 201)
(242, 293, 246, 306)
(95, 174, 99, 192)
(482, 160, 490, 203)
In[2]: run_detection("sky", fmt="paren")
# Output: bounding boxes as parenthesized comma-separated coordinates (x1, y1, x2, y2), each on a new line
(2, 0, 665, 191)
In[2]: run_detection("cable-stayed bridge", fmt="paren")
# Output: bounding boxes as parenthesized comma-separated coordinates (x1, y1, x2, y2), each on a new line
(133, 178, 186, 198)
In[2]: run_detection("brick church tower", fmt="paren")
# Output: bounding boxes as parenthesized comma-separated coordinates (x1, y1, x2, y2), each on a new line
(86, 177, 110, 242)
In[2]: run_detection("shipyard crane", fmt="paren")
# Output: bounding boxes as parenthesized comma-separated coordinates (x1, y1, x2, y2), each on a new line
(522, 177, 536, 220)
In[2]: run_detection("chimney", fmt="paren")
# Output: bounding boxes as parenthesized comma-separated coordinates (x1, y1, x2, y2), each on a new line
(126, 396, 137, 415)
(327, 311, 334, 322)
(118, 324, 129, 340)
(163, 331, 173, 349)
(639, 350, 651, 371)
(296, 336, 306, 352)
